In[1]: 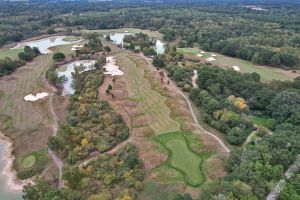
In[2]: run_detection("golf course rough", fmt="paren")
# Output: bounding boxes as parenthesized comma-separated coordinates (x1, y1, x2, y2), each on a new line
(156, 132, 206, 187)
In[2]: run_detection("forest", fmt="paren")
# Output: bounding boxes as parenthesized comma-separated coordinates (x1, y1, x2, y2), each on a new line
(155, 45, 300, 199)
(1, 2, 300, 69)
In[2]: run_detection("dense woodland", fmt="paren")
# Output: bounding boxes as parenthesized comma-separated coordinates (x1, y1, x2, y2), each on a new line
(25, 62, 144, 199)
(155, 45, 300, 199)
(1, 2, 300, 68)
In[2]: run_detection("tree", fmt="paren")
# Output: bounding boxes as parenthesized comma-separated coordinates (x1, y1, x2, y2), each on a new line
(63, 167, 83, 189)
(104, 46, 111, 53)
(152, 55, 165, 68)
(53, 52, 66, 62)
(48, 136, 61, 151)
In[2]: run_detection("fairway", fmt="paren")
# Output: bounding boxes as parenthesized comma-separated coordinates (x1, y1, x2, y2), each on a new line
(117, 52, 181, 134)
(156, 132, 205, 186)
(178, 48, 298, 82)
(81, 28, 163, 40)
(0, 48, 23, 59)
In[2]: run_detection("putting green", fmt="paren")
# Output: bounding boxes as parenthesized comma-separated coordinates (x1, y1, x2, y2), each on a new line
(22, 155, 36, 169)
(156, 132, 205, 186)
(62, 36, 81, 42)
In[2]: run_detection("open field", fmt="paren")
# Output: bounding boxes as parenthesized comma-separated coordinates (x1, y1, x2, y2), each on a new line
(178, 48, 299, 82)
(80, 28, 163, 40)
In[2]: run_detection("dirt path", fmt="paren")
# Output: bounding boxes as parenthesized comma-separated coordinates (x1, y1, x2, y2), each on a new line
(45, 79, 64, 188)
(266, 154, 300, 200)
(140, 53, 231, 153)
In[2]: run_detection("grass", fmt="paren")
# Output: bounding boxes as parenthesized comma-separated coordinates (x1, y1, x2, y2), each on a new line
(0, 48, 23, 59)
(17, 149, 50, 179)
(62, 36, 81, 42)
(252, 115, 276, 129)
(156, 132, 206, 187)
(139, 181, 180, 200)
(81, 28, 163, 40)
(178, 47, 298, 82)
(0, 42, 74, 178)
(22, 155, 36, 169)
(112, 50, 213, 190)
(117, 52, 180, 134)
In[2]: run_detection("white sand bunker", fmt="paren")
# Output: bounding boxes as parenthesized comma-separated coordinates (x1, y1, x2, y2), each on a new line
(71, 44, 84, 51)
(231, 66, 240, 72)
(24, 92, 48, 101)
(206, 57, 216, 62)
(104, 57, 124, 76)
(197, 54, 203, 57)
(211, 53, 217, 57)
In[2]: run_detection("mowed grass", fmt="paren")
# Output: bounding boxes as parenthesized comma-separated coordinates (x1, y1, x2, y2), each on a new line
(156, 132, 206, 186)
(0, 48, 23, 59)
(62, 36, 81, 42)
(81, 28, 163, 40)
(178, 47, 298, 82)
(22, 155, 36, 169)
(117, 52, 180, 134)
(17, 149, 50, 179)
(0, 54, 53, 178)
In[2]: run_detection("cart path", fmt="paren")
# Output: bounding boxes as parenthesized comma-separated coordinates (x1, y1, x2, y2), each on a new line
(140, 53, 230, 153)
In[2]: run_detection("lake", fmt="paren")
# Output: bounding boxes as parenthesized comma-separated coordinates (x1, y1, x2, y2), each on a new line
(0, 143, 22, 200)
(57, 60, 96, 95)
(12, 36, 81, 54)
(110, 32, 165, 54)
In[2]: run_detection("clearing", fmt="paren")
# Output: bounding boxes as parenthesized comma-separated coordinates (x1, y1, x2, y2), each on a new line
(80, 28, 163, 40)
(178, 48, 299, 82)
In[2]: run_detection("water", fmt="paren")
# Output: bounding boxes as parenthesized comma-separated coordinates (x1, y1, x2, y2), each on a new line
(57, 60, 96, 95)
(155, 39, 165, 54)
(0, 144, 22, 200)
(12, 36, 81, 54)
(110, 33, 133, 47)
(110, 32, 165, 54)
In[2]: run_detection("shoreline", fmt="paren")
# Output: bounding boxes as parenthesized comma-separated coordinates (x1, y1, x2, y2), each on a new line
(0, 131, 32, 192)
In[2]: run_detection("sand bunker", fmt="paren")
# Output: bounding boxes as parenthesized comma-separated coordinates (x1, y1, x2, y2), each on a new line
(197, 54, 203, 57)
(71, 44, 84, 51)
(103, 57, 124, 76)
(206, 57, 216, 62)
(211, 53, 217, 57)
(231, 66, 240, 72)
(24, 92, 48, 102)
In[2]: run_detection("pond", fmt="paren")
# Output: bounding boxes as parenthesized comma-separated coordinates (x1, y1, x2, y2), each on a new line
(57, 60, 96, 95)
(12, 36, 82, 54)
(0, 143, 22, 200)
(109, 32, 165, 54)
